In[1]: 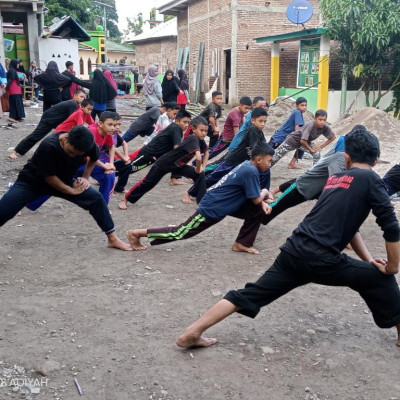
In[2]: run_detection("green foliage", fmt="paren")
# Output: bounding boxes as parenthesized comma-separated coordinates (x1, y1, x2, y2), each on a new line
(164, 15, 175, 22)
(388, 44, 400, 116)
(125, 13, 143, 37)
(44, 0, 92, 26)
(91, 0, 121, 39)
(321, 0, 400, 107)
(45, 0, 121, 39)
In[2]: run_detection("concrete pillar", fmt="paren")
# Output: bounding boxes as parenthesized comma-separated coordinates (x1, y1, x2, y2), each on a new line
(27, 10, 40, 64)
(270, 42, 280, 103)
(317, 34, 330, 111)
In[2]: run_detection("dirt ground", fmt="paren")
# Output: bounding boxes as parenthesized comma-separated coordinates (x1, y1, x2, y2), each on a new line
(0, 99, 400, 400)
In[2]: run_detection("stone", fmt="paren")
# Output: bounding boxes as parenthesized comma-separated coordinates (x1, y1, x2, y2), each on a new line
(261, 346, 274, 354)
(36, 360, 61, 376)
(316, 327, 330, 333)
(30, 387, 40, 394)
(306, 329, 316, 335)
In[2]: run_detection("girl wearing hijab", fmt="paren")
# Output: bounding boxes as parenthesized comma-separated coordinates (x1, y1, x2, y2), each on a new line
(177, 69, 189, 110)
(34, 61, 70, 112)
(103, 70, 118, 112)
(143, 65, 163, 111)
(161, 69, 181, 103)
(89, 69, 117, 120)
(6, 59, 25, 123)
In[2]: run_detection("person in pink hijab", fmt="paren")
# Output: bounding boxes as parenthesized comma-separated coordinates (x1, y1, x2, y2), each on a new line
(104, 70, 118, 112)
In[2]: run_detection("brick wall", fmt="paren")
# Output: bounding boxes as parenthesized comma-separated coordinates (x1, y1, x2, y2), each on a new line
(172, 0, 322, 104)
(235, 0, 320, 103)
(134, 37, 177, 75)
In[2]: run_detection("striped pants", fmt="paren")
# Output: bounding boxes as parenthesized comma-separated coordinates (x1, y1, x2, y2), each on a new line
(147, 200, 266, 247)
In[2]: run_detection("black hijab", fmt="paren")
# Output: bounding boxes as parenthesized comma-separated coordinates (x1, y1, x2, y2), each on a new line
(178, 69, 189, 91)
(161, 69, 179, 102)
(89, 69, 117, 104)
(34, 61, 70, 90)
(6, 59, 20, 88)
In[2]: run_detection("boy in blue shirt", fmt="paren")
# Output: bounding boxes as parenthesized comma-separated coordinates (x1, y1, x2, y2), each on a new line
(126, 143, 274, 254)
(269, 96, 307, 169)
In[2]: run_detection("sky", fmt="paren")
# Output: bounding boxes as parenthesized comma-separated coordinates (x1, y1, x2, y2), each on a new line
(115, 0, 170, 32)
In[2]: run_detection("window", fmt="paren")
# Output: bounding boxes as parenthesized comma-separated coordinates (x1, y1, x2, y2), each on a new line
(79, 57, 84, 75)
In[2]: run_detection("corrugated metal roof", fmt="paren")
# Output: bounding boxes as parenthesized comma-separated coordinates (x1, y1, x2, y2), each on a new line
(124, 17, 177, 43)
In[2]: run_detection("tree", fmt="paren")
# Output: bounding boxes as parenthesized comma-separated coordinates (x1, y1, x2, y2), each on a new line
(321, 0, 400, 107)
(91, 0, 121, 40)
(125, 13, 143, 37)
(44, 0, 92, 26)
(45, 0, 121, 39)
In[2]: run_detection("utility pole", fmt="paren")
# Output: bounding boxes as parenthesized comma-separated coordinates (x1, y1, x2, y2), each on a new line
(93, 1, 113, 62)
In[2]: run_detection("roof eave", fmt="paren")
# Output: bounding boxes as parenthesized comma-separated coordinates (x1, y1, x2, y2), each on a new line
(255, 27, 327, 44)
(158, 0, 193, 15)
(125, 35, 177, 44)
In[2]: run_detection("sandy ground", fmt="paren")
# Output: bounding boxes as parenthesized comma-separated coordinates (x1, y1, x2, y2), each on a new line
(0, 99, 400, 400)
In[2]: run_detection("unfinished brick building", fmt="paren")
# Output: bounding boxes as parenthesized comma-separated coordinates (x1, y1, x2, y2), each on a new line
(125, 17, 178, 75)
(159, 0, 320, 104)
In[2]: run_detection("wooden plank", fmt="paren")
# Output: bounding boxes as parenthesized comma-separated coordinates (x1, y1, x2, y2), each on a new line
(181, 47, 189, 70)
(176, 48, 183, 71)
(194, 42, 204, 104)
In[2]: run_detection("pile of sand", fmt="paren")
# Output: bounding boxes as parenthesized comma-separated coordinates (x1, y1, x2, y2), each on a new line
(331, 107, 400, 140)
(330, 107, 400, 173)
(264, 96, 314, 138)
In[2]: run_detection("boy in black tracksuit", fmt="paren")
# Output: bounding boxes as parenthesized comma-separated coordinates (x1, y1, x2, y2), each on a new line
(176, 129, 400, 349)
(186, 107, 271, 202)
(119, 116, 209, 210)
(128, 110, 191, 174)
(9, 89, 87, 159)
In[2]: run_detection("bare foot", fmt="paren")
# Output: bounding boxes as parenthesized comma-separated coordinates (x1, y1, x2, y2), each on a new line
(8, 150, 18, 160)
(176, 331, 218, 348)
(287, 163, 302, 170)
(115, 189, 129, 194)
(8, 118, 17, 123)
(170, 178, 187, 186)
(107, 235, 132, 251)
(182, 192, 193, 204)
(118, 199, 128, 210)
(346, 243, 353, 250)
(126, 230, 147, 250)
(232, 242, 259, 255)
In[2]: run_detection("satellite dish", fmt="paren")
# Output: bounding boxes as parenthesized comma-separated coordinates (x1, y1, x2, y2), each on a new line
(286, 0, 313, 25)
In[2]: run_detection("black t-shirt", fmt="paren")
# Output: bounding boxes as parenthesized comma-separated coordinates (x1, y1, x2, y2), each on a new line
(155, 134, 208, 171)
(42, 99, 79, 127)
(18, 133, 99, 189)
(130, 107, 161, 132)
(281, 168, 400, 261)
(225, 125, 266, 167)
(200, 102, 222, 122)
(141, 122, 183, 159)
(383, 164, 400, 194)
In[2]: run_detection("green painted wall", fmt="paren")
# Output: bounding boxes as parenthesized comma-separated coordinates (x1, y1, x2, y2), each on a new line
(278, 88, 318, 113)
(4, 34, 30, 65)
